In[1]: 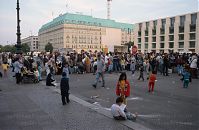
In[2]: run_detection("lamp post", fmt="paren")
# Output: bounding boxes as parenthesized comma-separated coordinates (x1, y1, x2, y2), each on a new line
(16, 0, 22, 54)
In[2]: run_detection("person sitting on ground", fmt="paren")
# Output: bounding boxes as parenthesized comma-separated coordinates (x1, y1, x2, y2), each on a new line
(111, 97, 137, 121)
(46, 67, 55, 86)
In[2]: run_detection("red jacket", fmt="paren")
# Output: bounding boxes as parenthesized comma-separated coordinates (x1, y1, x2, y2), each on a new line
(116, 80, 130, 97)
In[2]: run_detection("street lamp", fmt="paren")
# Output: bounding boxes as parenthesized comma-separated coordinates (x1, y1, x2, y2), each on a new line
(15, 0, 22, 54)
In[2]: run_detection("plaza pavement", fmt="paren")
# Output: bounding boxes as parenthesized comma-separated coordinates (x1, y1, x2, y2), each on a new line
(0, 69, 199, 130)
(0, 70, 150, 130)
(52, 70, 199, 130)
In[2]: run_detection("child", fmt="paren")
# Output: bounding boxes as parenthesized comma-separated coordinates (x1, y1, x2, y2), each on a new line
(116, 72, 130, 105)
(148, 71, 157, 92)
(182, 68, 190, 88)
(2, 62, 9, 77)
(60, 72, 70, 105)
(138, 64, 144, 81)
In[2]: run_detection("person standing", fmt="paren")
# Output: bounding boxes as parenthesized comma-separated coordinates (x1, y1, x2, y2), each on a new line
(163, 54, 169, 76)
(92, 54, 105, 88)
(189, 54, 198, 79)
(148, 71, 157, 92)
(138, 64, 144, 81)
(2, 62, 9, 77)
(182, 68, 191, 88)
(60, 72, 70, 105)
(14, 57, 23, 84)
(116, 72, 130, 105)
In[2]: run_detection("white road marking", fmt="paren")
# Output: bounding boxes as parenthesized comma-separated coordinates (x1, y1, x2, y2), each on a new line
(127, 97, 143, 101)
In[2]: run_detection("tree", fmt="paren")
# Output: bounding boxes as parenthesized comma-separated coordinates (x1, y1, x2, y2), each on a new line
(45, 42, 53, 53)
(1, 45, 16, 53)
(21, 43, 30, 53)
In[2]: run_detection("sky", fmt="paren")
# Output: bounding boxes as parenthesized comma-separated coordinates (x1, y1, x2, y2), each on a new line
(0, 0, 198, 45)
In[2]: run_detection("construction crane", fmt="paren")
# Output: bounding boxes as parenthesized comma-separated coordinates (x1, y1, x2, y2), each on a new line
(107, 0, 112, 19)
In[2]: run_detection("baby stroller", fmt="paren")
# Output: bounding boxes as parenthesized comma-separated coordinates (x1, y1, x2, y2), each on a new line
(21, 67, 39, 83)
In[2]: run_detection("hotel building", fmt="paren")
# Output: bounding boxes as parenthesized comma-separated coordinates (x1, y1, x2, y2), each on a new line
(21, 36, 39, 51)
(133, 12, 199, 53)
(38, 13, 133, 53)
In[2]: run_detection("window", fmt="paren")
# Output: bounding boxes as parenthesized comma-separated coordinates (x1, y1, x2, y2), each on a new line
(152, 37, 156, 42)
(139, 23, 142, 30)
(190, 33, 196, 40)
(161, 19, 166, 28)
(179, 26, 184, 33)
(169, 35, 174, 41)
(179, 42, 184, 48)
(145, 37, 148, 42)
(138, 44, 141, 49)
(160, 28, 165, 34)
(138, 31, 141, 37)
(191, 13, 197, 25)
(179, 34, 184, 40)
(189, 41, 195, 48)
(145, 30, 148, 36)
(169, 27, 174, 34)
(180, 15, 185, 26)
(146, 22, 149, 28)
(160, 43, 164, 48)
(138, 38, 141, 43)
(169, 42, 174, 48)
(145, 43, 148, 49)
(153, 20, 157, 28)
(170, 17, 175, 27)
(152, 43, 156, 48)
(160, 36, 165, 41)
(190, 24, 196, 32)
(152, 29, 156, 35)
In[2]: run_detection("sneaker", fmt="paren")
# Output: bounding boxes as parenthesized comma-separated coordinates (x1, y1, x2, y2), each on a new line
(92, 84, 96, 88)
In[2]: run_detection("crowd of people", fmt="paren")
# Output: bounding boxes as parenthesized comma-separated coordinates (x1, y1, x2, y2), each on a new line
(0, 51, 198, 87)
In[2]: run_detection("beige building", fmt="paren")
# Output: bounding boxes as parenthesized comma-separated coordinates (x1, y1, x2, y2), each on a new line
(38, 13, 133, 53)
(21, 36, 39, 51)
(133, 12, 199, 53)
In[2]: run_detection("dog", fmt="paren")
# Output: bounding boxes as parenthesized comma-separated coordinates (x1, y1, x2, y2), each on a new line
(0, 72, 2, 78)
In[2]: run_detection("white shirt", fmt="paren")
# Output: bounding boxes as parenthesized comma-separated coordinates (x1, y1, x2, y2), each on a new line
(190, 58, 197, 69)
(111, 104, 127, 119)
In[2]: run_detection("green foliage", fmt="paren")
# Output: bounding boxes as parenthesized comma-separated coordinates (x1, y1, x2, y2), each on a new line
(21, 43, 30, 53)
(1, 45, 16, 53)
(45, 42, 53, 53)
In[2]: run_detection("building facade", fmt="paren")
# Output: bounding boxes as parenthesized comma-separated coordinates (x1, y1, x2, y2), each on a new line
(21, 36, 39, 51)
(133, 12, 199, 53)
(38, 13, 133, 53)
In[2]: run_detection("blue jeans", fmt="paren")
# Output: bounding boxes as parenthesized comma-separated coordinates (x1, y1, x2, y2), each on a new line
(94, 72, 105, 87)
(177, 65, 183, 75)
(183, 79, 189, 88)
